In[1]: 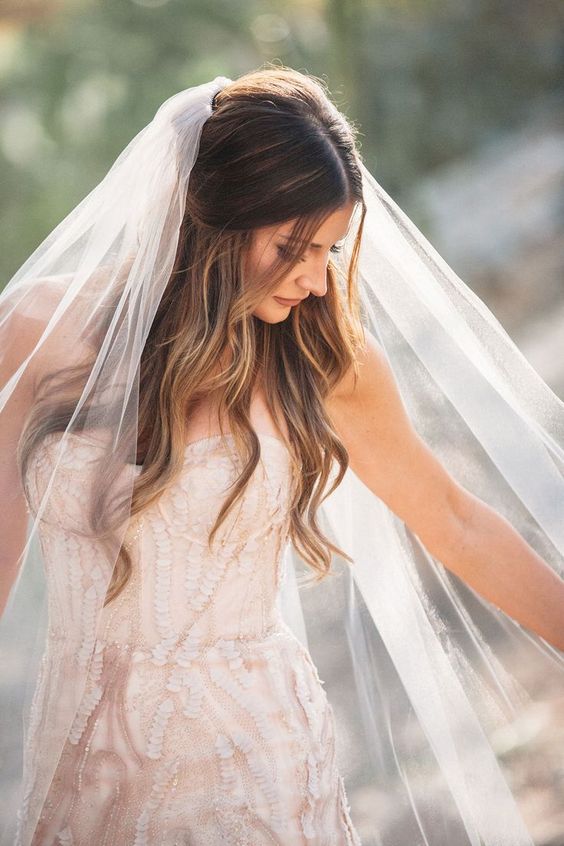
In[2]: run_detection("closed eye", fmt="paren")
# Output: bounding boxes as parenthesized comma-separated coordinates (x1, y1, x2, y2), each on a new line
(276, 244, 342, 261)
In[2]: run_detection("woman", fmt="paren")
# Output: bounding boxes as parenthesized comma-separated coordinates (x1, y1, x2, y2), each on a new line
(1, 67, 563, 846)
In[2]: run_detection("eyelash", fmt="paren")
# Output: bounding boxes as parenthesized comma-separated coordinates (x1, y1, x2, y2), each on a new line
(276, 244, 342, 261)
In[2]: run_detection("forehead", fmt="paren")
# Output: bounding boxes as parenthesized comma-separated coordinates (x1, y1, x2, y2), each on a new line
(261, 202, 356, 249)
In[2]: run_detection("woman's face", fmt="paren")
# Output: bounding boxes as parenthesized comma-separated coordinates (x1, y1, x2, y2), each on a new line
(247, 201, 357, 324)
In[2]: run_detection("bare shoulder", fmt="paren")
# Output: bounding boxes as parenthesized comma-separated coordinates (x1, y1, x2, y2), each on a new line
(325, 328, 467, 548)
(326, 328, 394, 418)
(325, 325, 428, 461)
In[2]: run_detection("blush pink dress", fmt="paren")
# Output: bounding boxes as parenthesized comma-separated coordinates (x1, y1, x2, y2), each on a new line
(23, 431, 361, 845)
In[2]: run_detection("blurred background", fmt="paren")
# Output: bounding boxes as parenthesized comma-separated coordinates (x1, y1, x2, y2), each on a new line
(0, 0, 563, 842)
(1, 0, 563, 397)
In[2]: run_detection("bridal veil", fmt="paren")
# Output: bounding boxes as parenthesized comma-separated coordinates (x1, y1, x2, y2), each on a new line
(1, 73, 563, 846)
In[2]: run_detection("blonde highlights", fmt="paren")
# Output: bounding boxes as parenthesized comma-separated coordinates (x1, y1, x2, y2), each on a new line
(19, 64, 368, 605)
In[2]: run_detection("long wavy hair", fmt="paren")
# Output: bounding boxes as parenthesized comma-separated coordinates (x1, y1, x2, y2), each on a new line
(19, 65, 368, 605)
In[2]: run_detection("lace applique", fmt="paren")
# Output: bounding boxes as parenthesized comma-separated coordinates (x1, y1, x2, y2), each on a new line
(23, 434, 361, 845)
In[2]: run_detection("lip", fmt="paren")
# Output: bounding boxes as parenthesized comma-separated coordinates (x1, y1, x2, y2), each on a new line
(273, 296, 304, 306)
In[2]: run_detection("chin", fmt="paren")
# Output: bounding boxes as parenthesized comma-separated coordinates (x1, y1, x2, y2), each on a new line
(252, 306, 291, 324)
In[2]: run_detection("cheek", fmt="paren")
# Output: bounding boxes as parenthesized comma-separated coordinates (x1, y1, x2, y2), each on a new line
(246, 252, 281, 304)
(245, 241, 293, 320)
(248, 244, 275, 281)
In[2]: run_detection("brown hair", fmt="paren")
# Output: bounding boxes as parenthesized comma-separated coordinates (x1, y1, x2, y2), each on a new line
(20, 64, 368, 605)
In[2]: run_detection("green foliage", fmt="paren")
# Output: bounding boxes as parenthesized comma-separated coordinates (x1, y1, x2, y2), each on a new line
(1, 0, 562, 285)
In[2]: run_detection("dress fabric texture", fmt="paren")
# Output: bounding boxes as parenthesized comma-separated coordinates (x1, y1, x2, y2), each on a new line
(23, 430, 360, 846)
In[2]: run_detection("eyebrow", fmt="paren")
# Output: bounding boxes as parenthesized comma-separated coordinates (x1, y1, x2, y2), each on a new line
(279, 234, 347, 250)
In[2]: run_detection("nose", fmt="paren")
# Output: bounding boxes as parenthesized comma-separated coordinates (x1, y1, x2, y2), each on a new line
(296, 264, 328, 298)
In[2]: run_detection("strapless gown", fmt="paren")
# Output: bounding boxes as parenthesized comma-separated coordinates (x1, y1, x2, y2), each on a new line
(24, 431, 361, 845)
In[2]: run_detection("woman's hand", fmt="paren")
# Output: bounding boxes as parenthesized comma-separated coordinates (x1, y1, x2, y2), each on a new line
(326, 330, 564, 652)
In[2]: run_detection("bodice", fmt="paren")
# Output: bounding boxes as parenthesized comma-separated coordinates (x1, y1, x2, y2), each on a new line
(103, 433, 295, 655)
(20, 434, 362, 846)
(25, 431, 296, 662)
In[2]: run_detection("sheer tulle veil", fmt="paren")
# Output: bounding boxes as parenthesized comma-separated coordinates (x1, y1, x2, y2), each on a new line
(1, 73, 563, 846)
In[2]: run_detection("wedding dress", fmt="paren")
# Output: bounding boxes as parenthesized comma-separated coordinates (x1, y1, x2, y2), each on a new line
(23, 428, 360, 846)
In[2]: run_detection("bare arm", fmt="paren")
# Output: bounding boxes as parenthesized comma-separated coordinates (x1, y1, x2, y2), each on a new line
(0, 302, 51, 619)
(0, 356, 34, 618)
(326, 330, 564, 652)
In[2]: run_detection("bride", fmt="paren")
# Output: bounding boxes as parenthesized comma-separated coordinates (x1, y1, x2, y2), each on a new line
(1, 65, 563, 846)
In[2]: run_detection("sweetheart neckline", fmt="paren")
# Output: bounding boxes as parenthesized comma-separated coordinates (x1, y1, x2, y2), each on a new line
(129, 432, 289, 469)
(38, 429, 289, 468)
(183, 431, 288, 453)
